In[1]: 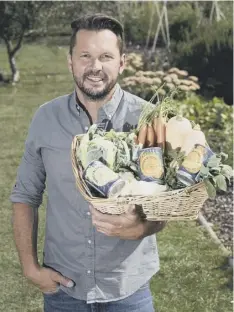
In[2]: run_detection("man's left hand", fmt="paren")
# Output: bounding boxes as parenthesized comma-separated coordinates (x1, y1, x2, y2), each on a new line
(90, 205, 166, 240)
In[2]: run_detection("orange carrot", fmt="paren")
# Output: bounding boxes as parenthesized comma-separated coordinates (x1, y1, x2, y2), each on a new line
(137, 124, 148, 148)
(153, 117, 158, 145)
(156, 113, 166, 151)
(146, 123, 155, 147)
(133, 134, 139, 145)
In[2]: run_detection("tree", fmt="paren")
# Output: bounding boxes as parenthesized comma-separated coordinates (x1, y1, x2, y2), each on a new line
(0, 1, 122, 83)
(0, 1, 50, 83)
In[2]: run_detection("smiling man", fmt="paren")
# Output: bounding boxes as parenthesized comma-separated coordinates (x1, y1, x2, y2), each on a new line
(10, 14, 166, 312)
(69, 28, 124, 100)
(68, 16, 126, 123)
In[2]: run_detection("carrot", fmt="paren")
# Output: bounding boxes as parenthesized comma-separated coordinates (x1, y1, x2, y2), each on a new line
(133, 134, 139, 145)
(156, 112, 166, 151)
(153, 117, 157, 145)
(146, 123, 155, 147)
(137, 124, 148, 148)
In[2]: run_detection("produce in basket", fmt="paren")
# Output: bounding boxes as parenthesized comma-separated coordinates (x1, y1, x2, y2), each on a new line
(165, 115, 192, 152)
(71, 91, 233, 220)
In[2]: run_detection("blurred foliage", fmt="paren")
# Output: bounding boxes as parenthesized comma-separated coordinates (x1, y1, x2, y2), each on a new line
(122, 53, 200, 101)
(179, 95, 233, 167)
(168, 2, 233, 105)
(41, 1, 233, 105)
(0, 2, 53, 41)
(0, 1, 232, 104)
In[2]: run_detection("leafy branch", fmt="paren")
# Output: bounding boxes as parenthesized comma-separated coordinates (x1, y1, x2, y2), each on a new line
(196, 153, 233, 198)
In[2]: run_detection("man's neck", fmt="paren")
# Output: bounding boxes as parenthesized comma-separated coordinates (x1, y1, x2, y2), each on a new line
(75, 86, 116, 123)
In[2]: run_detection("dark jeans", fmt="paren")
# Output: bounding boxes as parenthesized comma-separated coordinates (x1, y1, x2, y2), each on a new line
(43, 283, 155, 312)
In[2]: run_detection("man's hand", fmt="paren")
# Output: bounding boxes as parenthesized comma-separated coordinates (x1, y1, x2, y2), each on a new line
(90, 204, 145, 240)
(25, 265, 74, 294)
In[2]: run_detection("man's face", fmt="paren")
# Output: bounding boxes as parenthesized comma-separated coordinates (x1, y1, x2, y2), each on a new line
(68, 29, 125, 100)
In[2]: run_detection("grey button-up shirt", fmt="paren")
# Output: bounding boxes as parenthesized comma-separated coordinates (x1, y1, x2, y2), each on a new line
(10, 84, 159, 303)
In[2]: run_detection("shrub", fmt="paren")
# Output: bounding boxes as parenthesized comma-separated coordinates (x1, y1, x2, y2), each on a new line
(169, 3, 233, 104)
(122, 53, 200, 101)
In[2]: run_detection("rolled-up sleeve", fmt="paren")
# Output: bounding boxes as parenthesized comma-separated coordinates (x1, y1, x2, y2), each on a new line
(10, 108, 46, 209)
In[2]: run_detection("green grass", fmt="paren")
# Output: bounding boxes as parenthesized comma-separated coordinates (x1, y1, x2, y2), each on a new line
(0, 44, 232, 312)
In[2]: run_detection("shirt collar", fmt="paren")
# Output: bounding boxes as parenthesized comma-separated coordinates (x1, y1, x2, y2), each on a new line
(72, 83, 123, 119)
(101, 83, 123, 119)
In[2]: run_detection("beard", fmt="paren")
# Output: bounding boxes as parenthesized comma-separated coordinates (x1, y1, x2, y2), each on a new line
(72, 69, 117, 101)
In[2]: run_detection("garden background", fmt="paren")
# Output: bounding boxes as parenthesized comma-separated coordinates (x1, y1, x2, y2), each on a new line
(0, 1, 233, 311)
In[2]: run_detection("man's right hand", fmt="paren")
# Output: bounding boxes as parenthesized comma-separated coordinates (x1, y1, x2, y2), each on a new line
(24, 265, 74, 294)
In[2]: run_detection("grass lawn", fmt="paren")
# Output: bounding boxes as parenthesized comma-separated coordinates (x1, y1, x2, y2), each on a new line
(0, 44, 232, 312)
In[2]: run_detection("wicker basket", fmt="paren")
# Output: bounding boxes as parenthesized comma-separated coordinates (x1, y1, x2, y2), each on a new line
(71, 135, 209, 221)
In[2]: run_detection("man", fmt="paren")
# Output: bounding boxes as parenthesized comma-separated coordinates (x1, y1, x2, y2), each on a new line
(10, 14, 166, 312)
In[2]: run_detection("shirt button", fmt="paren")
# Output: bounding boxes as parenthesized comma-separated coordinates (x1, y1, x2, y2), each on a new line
(87, 211, 91, 216)
(88, 239, 92, 244)
(84, 126, 89, 132)
(87, 270, 91, 274)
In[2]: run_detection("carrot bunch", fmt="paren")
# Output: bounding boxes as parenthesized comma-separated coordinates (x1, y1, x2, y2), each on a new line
(135, 88, 180, 151)
(136, 112, 166, 150)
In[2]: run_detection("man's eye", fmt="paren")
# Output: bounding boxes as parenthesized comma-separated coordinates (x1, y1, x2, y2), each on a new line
(101, 54, 112, 60)
(81, 54, 90, 58)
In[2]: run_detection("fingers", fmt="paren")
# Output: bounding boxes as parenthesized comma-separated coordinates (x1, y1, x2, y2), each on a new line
(95, 220, 123, 236)
(90, 204, 137, 222)
(127, 204, 136, 214)
(42, 284, 60, 294)
(90, 204, 143, 239)
(90, 205, 121, 226)
(50, 271, 74, 288)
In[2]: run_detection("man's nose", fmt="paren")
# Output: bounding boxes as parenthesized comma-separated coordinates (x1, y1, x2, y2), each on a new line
(91, 58, 103, 71)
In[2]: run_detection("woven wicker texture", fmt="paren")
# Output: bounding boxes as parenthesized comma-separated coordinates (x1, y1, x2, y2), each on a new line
(71, 135, 209, 221)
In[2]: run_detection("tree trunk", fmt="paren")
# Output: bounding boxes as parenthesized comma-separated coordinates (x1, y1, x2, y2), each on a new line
(3, 34, 24, 83)
(9, 54, 20, 83)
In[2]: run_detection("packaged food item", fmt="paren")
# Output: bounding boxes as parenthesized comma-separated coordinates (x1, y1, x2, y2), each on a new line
(177, 144, 214, 186)
(83, 160, 126, 198)
(138, 147, 165, 184)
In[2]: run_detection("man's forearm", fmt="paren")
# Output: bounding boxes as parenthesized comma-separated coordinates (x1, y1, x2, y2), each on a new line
(12, 203, 39, 276)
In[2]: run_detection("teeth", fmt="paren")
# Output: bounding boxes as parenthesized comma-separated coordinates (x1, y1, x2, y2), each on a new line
(87, 76, 102, 82)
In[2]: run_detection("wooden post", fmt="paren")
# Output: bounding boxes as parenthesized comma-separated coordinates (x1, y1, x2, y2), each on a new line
(210, 0, 225, 23)
(164, 2, 170, 50)
(151, 2, 166, 53)
(155, 2, 167, 46)
(145, 2, 156, 50)
(198, 212, 230, 256)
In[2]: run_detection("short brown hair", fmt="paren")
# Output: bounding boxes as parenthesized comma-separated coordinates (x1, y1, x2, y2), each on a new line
(69, 14, 124, 55)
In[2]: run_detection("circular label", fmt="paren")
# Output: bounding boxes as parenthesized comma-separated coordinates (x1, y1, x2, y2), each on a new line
(140, 153, 163, 178)
(182, 146, 205, 174)
(86, 165, 118, 187)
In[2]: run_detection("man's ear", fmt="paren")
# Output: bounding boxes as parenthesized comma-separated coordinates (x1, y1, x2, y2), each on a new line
(67, 53, 73, 73)
(119, 53, 126, 75)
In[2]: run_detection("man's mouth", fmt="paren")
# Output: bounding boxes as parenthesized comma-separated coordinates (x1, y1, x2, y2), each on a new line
(86, 76, 103, 82)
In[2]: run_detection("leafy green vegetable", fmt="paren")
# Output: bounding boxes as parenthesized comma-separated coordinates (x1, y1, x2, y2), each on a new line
(87, 138, 117, 170)
(213, 175, 227, 192)
(206, 154, 221, 168)
(196, 152, 233, 197)
(204, 179, 216, 199)
(220, 165, 233, 181)
(199, 164, 210, 176)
